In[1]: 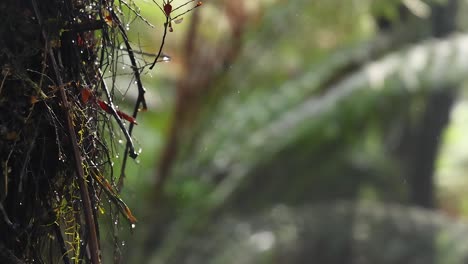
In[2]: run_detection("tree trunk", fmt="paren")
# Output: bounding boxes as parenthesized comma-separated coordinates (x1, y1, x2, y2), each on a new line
(0, 0, 119, 263)
(406, 0, 458, 208)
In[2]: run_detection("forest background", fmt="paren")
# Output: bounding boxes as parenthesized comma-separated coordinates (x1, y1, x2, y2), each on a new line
(119, 0, 468, 262)
(4, 0, 468, 263)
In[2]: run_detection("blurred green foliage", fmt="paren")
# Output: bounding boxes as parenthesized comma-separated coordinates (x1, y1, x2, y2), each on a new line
(108, 0, 468, 263)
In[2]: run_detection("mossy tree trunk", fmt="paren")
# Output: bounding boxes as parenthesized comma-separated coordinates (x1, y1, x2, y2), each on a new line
(0, 0, 134, 263)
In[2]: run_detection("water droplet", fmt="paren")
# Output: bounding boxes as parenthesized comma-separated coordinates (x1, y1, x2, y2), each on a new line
(162, 55, 171, 62)
(121, 241, 126, 246)
(118, 139, 124, 144)
(114, 220, 118, 225)
(131, 224, 136, 229)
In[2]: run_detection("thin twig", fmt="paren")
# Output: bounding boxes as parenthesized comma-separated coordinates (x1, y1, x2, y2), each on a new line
(171, 1, 202, 21)
(116, 47, 170, 58)
(111, 10, 147, 111)
(18, 123, 39, 193)
(171, 0, 197, 13)
(0, 68, 9, 97)
(149, 16, 169, 69)
(151, 0, 165, 14)
(0, 203, 14, 229)
(53, 220, 71, 264)
(30, 1, 101, 263)
(121, 0, 155, 28)
(108, 10, 154, 188)
(96, 69, 138, 158)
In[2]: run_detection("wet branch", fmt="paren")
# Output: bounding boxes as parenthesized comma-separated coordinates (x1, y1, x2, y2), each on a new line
(31, 0, 101, 263)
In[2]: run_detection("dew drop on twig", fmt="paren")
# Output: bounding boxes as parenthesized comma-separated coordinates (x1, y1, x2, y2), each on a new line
(161, 55, 171, 62)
